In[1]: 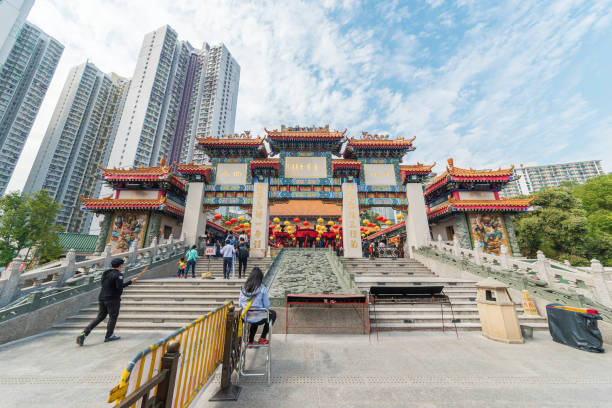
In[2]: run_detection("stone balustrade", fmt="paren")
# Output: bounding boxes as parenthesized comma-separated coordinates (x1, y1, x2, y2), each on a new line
(0, 234, 187, 309)
(429, 236, 612, 308)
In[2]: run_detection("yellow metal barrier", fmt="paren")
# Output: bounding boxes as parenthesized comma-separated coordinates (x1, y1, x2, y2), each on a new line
(108, 302, 232, 407)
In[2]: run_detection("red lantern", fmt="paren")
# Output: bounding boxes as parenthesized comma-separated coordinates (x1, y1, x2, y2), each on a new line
(303, 221, 310, 226)
(294, 218, 300, 223)
(368, 223, 376, 228)
(230, 218, 237, 223)
(214, 213, 222, 220)
(246, 228, 251, 233)
(376, 215, 383, 221)
(338, 218, 342, 223)
(239, 223, 244, 228)
(224, 220, 231, 226)
(234, 225, 240, 230)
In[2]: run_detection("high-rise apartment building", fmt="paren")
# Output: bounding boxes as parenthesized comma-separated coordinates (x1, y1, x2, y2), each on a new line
(0, 21, 63, 195)
(0, 0, 34, 69)
(107, 25, 240, 170)
(190, 44, 240, 164)
(501, 160, 605, 197)
(24, 62, 129, 233)
(107, 25, 190, 169)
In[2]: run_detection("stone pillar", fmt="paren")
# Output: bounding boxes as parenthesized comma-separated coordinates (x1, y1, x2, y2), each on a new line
(102, 243, 112, 269)
(182, 182, 208, 248)
(590, 259, 612, 306)
(146, 213, 162, 247)
(535, 250, 555, 284)
(341, 182, 362, 258)
(250, 181, 269, 258)
(404, 183, 431, 257)
(95, 214, 112, 253)
(0, 258, 23, 307)
(502, 214, 521, 255)
(56, 249, 76, 287)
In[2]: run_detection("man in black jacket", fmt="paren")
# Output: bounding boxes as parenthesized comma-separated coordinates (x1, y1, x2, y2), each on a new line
(76, 258, 137, 345)
(237, 237, 249, 278)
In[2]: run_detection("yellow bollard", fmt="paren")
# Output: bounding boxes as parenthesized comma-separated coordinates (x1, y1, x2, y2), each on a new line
(521, 290, 539, 316)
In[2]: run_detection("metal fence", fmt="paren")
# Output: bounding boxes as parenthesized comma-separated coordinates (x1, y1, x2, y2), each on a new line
(108, 302, 232, 407)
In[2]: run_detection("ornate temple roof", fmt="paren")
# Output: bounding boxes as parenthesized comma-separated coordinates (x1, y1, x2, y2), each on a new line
(427, 197, 533, 221)
(265, 125, 345, 154)
(196, 134, 268, 158)
(344, 134, 416, 159)
(425, 158, 514, 198)
(250, 158, 280, 169)
(100, 159, 186, 191)
(175, 163, 212, 183)
(331, 159, 361, 169)
(364, 221, 406, 240)
(79, 196, 185, 217)
(400, 162, 435, 183)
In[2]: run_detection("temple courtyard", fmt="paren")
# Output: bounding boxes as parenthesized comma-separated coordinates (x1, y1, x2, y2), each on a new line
(0, 329, 610, 407)
(195, 331, 611, 408)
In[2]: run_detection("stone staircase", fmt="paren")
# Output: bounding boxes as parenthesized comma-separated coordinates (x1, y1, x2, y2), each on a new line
(195, 256, 272, 279)
(53, 257, 271, 332)
(342, 258, 548, 332)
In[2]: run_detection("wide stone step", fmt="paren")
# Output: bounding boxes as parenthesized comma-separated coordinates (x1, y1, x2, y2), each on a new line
(122, 294, 239, 301)
(64, 313, 202, 323)
(119, 300, 232, 308)
(126, 288, 241, 295)
(53, 321, 183, 331)
(370, 322, 482, 331)
(81, 306, 216, 315)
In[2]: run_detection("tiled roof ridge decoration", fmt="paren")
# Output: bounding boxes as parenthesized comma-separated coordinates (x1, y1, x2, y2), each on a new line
(80, 195, 168, 207)
(175, 162, 212, 172)
(364, 221, 406, 240)
(425, 158, 515, 195)
(264, 127, 347, 138)
(400, 162, 436, 173)
(427, 196, 534, 219)
(196, 136, 265, 145)
(347, 135, 416, 146)
(100, 157, 171, 175)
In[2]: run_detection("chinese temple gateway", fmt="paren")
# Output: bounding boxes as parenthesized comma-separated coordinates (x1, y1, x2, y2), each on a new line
(81, 126, 532, 257)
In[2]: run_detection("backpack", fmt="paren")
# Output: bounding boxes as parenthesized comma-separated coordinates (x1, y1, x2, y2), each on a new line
(238, 244, 249, 259)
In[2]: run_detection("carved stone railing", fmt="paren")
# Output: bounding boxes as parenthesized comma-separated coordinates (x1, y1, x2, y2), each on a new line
(325, 247, 359, 293)
(0, 234, 187, 315)
(416, 244, 612, 323)
(428, 236, 612, 308)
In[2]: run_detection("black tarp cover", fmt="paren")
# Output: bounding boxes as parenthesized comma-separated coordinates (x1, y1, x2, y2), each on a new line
(546, 304, 604, 353)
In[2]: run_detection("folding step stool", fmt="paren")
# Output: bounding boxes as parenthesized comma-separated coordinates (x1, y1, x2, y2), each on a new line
(238, 308, 272, 385)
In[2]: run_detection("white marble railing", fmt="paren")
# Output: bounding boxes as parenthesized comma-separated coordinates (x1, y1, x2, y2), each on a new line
(0, 234, 187, 307)
(430, 236, 612, 308)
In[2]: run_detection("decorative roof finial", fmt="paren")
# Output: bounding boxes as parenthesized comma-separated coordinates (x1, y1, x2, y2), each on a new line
(160, 157, 167, 167)
(447, 158, 454, 168)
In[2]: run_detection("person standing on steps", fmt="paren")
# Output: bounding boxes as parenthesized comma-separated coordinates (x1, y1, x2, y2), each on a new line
(220, 239, 236, 279)
(237, 237, 250, 278)
(185, 245, 199, 278)
(76, 258, 138, 345)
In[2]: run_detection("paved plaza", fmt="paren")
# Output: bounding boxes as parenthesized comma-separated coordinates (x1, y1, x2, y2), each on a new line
(0, 330, 611, 407)
(197, 331, 612, 408)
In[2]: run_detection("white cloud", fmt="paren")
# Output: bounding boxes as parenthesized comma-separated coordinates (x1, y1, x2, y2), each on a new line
(5, 0, 612, 193)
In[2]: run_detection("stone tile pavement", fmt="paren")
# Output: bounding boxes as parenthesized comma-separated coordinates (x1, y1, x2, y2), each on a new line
(196, 331, 612, 408)
(0, 330, 170, 408)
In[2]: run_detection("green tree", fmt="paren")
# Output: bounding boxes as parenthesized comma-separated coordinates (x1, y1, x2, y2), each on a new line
(0, 190, 63, 267)
(27, 190, 63, 264)
(0, 192, 30, 264)
(514, 175, 612, 266)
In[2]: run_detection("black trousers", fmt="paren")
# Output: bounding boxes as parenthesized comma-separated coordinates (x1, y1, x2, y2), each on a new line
(223, 257, 233, 278)
(186, 259, 196, 277)
(84, 299, 120, 339)
(248, 309, 277, 342)
(238, 258, 248, 278)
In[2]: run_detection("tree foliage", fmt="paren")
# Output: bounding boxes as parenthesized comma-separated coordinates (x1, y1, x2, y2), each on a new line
(513, 174, 612, 266)
(0, 190, 63, 266)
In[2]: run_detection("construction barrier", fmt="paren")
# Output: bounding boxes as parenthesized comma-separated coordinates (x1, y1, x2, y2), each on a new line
(108, 302, 232, 407)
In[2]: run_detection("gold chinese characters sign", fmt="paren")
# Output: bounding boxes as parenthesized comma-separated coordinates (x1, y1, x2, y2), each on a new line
(249, 182, 269, 257)
(216, 163, 247, 185)
(284, 157, 326, 178)
(363, 164, 395, 186)
(341, 182, 362, 258)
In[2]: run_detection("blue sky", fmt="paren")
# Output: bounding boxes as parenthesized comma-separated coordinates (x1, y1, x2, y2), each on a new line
(7, 0, 612, 191)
